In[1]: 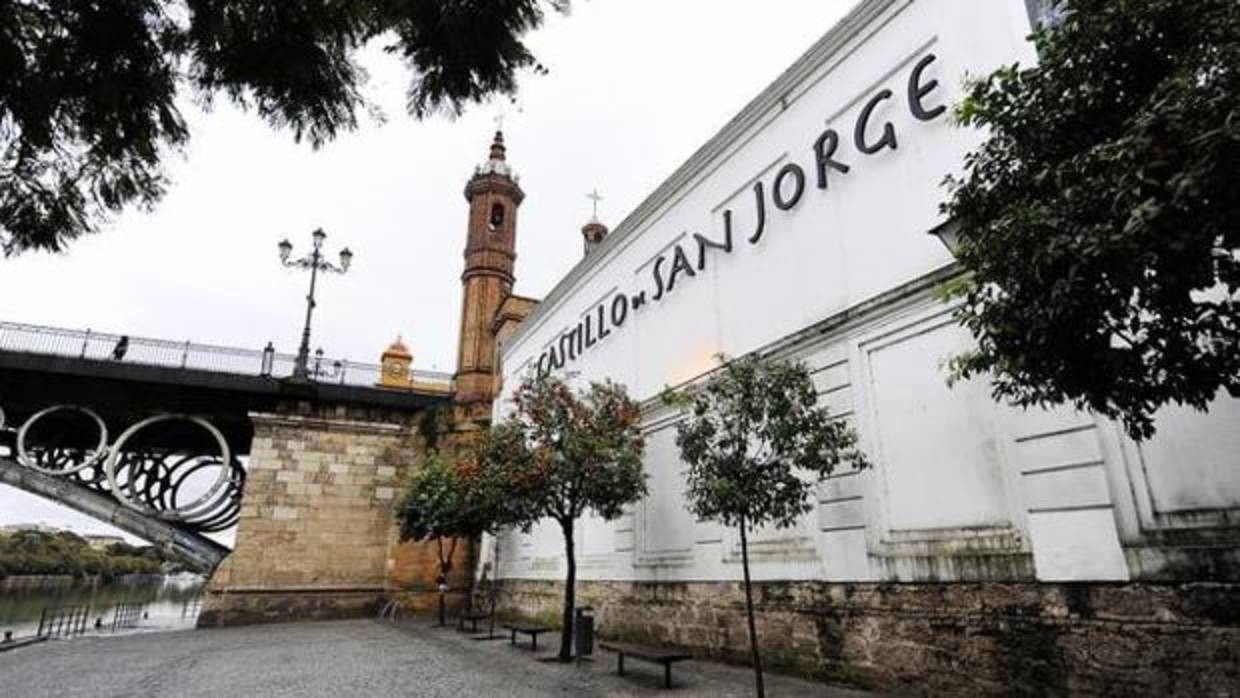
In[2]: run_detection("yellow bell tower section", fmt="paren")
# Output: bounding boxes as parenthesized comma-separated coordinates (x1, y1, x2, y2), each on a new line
(379, 336, 412, 388)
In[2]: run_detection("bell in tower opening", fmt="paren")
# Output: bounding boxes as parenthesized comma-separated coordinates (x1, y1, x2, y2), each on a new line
(489, 203, 505, 231)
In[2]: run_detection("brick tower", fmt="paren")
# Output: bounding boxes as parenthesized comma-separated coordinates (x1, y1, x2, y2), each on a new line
(454, 131, 525, 423)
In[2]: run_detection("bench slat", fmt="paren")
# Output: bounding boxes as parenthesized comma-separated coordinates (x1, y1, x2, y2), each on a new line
(599, 641, 692, 663)
(502, 624, 549, 634)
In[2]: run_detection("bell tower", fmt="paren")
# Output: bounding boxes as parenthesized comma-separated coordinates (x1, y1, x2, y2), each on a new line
(454, 130, 525, 421)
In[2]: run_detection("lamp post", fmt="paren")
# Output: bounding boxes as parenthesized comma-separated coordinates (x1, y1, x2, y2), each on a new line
(278, 228, 353, 380)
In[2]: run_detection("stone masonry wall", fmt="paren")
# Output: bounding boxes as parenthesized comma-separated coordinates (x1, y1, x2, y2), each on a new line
(495, 578, 1239, 696)
(201, 403, 421, 627)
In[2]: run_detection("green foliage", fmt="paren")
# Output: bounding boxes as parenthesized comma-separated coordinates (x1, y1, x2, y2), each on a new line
(393, 451, 517, 544)
(0, 529, 167, 578)
(0, 0, 569, 255)
(664, 354, 869, 531)
(664, 353, 868, 698)
(415, 404, 455, 455)
(942, 0, 1240, 440)
(482, 372, 646, 661)
(393, 451, 522, 625)
(490, 373, 647, 528)
(394, 455, 465, 544)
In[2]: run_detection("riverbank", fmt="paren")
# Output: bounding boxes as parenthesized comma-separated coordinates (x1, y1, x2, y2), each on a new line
(0, 635, 46, 652)
(1, 573, 205, 640)
(0, 574, 83, 590)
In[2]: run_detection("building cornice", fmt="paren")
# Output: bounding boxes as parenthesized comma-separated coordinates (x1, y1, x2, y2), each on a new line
(502, 0, 911, 356)
(249, 412, 406, 435)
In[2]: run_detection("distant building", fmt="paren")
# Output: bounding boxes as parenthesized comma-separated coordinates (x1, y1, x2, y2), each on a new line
(83, 534, 127, 551)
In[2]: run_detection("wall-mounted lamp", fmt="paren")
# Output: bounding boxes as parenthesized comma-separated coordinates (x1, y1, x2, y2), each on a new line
(928, 219, 961, 257)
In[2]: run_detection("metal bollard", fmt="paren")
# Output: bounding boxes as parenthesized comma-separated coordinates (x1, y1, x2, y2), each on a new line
(575, 607, 595, 658)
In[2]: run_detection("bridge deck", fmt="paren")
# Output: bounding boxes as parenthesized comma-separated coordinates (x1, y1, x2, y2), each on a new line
(0, 320, 453, 392)
(0, 321, 453, 455)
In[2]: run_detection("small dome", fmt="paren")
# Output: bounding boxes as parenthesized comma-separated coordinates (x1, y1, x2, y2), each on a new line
(383, 335, 411, 359)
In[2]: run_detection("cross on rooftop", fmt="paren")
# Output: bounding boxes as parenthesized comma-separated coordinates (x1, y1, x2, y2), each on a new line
(587, 188, 604, 221)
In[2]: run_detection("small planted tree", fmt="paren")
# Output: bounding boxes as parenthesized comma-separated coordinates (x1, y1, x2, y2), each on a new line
(454, 439, 537, 637)
(393, 454, 510, 627)
(664, 354, 869, 698)
(488, 373, 646, 662)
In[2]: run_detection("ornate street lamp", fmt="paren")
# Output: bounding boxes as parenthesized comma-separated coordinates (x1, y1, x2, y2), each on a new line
(278, 228, 353, 380)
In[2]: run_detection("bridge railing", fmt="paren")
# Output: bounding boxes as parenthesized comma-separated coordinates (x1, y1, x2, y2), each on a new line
(0, 321, 454, 392)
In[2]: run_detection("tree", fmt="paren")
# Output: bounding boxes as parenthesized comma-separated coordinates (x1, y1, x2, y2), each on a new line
(394, 446, 521, 627)
(0, 0, 569, 255)
(486, 373, 646, 662)
(394, 455, 474, 627)
(941, 0, 1240, 440)
(664, 354, 869, 698)
(0, 527, 165, 577)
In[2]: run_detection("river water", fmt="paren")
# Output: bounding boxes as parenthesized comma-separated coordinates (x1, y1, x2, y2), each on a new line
(0, 575, 205, 640)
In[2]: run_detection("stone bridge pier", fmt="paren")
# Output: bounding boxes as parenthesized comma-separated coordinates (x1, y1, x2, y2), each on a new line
(199, 401, 464, 627)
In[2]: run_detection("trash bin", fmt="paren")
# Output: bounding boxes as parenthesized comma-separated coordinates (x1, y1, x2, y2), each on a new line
(575, 607, 595, 658)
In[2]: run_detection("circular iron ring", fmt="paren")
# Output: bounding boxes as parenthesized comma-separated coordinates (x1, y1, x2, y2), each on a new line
(105, 414, 232, 520)
(16, 405, 109, 475)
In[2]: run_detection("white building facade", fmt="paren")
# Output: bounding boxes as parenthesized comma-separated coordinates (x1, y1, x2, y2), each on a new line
(488, 0, 1240, 692)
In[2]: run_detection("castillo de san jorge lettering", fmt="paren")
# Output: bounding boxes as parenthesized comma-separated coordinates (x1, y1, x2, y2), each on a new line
(536, 53, 948, 376)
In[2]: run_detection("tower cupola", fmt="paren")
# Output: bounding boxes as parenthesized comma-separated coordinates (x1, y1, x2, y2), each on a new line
(582, 188, 608, 255)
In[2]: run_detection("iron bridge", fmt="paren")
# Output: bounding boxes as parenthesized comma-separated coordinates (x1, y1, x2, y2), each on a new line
(0, 321, 453, 572)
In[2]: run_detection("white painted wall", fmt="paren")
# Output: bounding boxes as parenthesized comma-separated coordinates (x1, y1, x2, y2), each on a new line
(486, 0, 1240, 585)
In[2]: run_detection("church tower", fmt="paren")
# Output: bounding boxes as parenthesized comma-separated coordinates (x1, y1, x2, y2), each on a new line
(454, 131, 525, 421)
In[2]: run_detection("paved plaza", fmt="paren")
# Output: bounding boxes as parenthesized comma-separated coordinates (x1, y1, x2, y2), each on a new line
(0, 619, 879, 697)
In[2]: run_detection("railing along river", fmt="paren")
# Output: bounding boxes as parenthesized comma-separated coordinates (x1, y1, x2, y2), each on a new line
(0, 321, 453, 391)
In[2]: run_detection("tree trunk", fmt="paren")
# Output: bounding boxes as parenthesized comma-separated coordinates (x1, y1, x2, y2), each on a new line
(436, 537, 455, 628)
(739, 515, 765, 698)
(558, 518, 577, 662)
(465, 534, 479, 616)
(488, 533, 501, 638)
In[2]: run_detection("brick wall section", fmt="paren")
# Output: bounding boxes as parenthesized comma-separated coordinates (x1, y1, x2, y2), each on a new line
(201, 403, 427, 626)
(495, 578, 1239, 696)
(386, 528, 475, 614)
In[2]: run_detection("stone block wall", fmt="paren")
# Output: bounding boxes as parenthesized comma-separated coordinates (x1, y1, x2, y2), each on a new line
(495, 578, 1239, 696)
(201, 403, 422, 627)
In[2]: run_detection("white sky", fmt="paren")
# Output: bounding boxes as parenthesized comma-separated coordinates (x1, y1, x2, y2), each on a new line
(0, 0, 854, 540)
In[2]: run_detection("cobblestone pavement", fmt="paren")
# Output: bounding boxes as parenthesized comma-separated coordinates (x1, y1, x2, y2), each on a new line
(0, 618, 881, 697)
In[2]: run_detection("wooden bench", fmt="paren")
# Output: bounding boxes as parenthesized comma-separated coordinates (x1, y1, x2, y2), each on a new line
(502, 623, 550, 651)
(599, 641, 693, 689)
(456, 610, 491, 634)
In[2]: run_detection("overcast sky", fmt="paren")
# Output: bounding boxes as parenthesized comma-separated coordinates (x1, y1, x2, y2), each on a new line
(0, 0, 854, 540)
